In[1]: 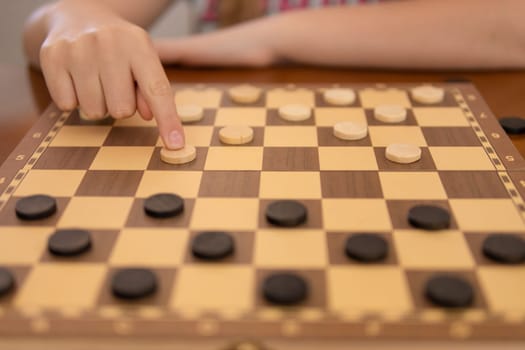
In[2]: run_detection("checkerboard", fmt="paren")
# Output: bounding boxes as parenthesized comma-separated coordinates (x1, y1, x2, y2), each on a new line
(0, 83, 524, 347)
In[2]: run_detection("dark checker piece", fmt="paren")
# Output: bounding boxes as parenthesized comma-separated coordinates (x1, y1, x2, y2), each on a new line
(499, 116, 525, 135)
(48, 229, 92, 257)
(266, 200, 307, 227)
(408, 205, 450, 230)
(262, 273, 308, 305)
(0, 268, 14, 297)
(144, 193, 184, 218)
(425, 275, 474, 308)
(345, 233, 388, 262)
(192, 232, 235, 260)
(15, 194, 57, 220)
(482, 234, 525, 264)
(111, 268, 158, 299)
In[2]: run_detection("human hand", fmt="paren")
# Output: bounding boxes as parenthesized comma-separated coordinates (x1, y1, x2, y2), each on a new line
(39, 1, 184, 149)
(154, 20, 277, 67)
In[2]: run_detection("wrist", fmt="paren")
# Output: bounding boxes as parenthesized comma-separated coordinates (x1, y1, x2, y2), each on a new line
(255, 13, 291, 64)
(241, 15, 284, 66)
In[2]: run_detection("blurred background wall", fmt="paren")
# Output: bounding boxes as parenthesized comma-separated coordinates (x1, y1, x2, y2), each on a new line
(1, 0, 190, 65)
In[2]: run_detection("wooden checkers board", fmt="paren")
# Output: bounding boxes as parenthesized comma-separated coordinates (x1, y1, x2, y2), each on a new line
(0, 83, 524, 348)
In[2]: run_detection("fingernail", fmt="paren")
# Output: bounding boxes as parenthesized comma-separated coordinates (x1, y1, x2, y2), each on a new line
(168, 130, 184, 149)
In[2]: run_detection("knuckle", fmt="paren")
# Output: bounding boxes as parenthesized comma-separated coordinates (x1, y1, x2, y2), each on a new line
(110, 105, 136, 119)
(80, 107, 107, 120)
(128, 25, 150, 42)
(55, 98, 76, 112)
(40, 41, 66, 66)
(147, 79, 172, 97)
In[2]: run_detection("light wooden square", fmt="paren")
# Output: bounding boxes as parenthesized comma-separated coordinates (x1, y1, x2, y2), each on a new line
(215, 108, 266, 126)
(110, 228, 189, 266)
(182, 126, 214, 147)
(314, 108, 367, 127)
(319, 147, 378, 171)
(328, 266, 413, 312)
(322, 199, 392, 231)
(477, 266, 525, 312)
(114, 113, 157, 127)
(379, 172, 447, 199)
(204, 147, 263, 171)
(191, 198, 259, 230)
(429, 147, 494, 170)
(0, 227, 52, 264)
(358, 88, 411, 108)
(50, 126, 111, 147)
(259, 172, 321, 199)
(175, 88, 222, 108)
(368, 126, 427, 147)
(58, 197, 133, 229)
(449, 199, 525, 231)
(394, 230, 475, 269)
(15, 264, 106, 308)
(266, 88, 315, 108)
(171, 266, 254, 311)
(14, 170, 85, 197)
(136, 171, 202, 198)
(255, 229, 327, 268)
(263, 126, 318, 147)
(90, 147, 154, 170)
(413, 108, 469, 127)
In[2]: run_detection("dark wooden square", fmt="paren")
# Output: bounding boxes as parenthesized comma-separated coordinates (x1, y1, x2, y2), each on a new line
(314, 90, 361, 107)
(266, 109, 316, 126)
(320, 171, 383, 198)
(463, 232, 525, 266)
(198, 171, 260, 197)
(40, 230, 119, 263)
(34, 147, 99, 170)
(75, 171, 143, 196)
(103, 127, 159, 147)
(422, 127, 481, 147)
(0, 196, 70, 227)
(220, 92, 266, 107)
(255, 269, 326, 308)
(64, 109, 115, 126)
(210, 127, 264, 147)
(0, 265, 32, 305)
(262, 147, 320, 171)
(375, 147, 437, 171)
(439, 171, 509, 198)
(125, 198, 194, 228)
(317, 127, 372, 147)
(258, 199, 323, 229)
(147, 147, 207, 171)
(365, 108, 418, 126)
(183, 109, 216, 125)
(327, 232, 397, 265)
(184, 231, 254, 264)
(98, 268, 176, 306)
(386, 200, 458, 230)
(405, 269, 486, 309)
(409, 90, 458, 107)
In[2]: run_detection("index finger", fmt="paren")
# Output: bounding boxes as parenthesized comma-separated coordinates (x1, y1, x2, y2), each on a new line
(131, 51, 184, 150)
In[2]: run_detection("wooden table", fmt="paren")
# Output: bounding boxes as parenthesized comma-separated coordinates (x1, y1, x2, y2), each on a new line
(1, 64, 525, 162)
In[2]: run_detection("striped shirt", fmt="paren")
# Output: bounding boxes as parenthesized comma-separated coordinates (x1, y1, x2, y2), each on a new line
(195, 0, 379, 31)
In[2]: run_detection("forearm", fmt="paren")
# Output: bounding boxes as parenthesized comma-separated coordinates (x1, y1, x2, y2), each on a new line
(23, 0, 173, 67)
(267, 0, 525, 69)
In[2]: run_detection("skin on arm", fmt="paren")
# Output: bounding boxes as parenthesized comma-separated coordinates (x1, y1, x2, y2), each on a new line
(155, 0, 525, 69)
(23, 0, 185, 150)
